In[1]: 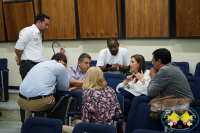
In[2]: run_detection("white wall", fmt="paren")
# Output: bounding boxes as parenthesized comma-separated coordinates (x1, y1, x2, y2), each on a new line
(0, 39, 200, 86)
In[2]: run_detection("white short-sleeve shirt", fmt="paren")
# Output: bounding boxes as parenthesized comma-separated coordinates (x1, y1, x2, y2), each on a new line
(96, 47, 130, 67)
(15, 24, 44, 63)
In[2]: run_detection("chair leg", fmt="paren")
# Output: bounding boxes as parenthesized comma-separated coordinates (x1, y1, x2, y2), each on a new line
(69, 116, 72, 126)
(122, 122, 126, 133)
(1, 71, 5, 101)
(113, 121, 117, 128)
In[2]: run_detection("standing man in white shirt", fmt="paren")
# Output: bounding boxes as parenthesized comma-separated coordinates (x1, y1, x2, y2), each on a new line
(96, 38, 130, 73)
(15, 13, 50, 124)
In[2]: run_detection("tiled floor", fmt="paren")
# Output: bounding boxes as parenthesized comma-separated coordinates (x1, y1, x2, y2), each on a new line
(0, 121, 21, 133)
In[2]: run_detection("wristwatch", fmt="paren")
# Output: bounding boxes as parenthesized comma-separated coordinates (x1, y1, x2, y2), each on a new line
(116, 66, 119, 71)
(141, 78, 144, 82)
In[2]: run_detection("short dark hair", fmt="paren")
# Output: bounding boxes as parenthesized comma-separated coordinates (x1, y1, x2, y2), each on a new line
(152, 48, 171, 64)
(34, 14, 50, 24)
(107, 38, 118, 44)
(51, 53, 67, 64)
(78, 53, 91, 62)
(131, 54, 147, 82)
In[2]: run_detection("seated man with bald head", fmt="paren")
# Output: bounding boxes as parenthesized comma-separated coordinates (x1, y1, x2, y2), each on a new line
(96, 38, 130, 73)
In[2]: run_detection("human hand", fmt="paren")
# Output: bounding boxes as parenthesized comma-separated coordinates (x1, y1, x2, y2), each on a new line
(109, 64, 118, 71)
(134, 70, 144, 81)
(149, 68, 157, 78)
(126, 73, 134, 82)
(68, 87, 77, 91)
(58, 60, 66, 67)
(15, 56, 21, 66)
(119, 65, 125, 72)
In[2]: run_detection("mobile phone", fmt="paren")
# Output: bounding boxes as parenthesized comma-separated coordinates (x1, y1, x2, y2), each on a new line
(106, 64, 112, 68)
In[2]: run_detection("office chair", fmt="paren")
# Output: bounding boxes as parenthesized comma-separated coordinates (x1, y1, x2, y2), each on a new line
(21, 117, 63, 133)
(72, 122, 117, 133)
(0, 58, 9, 101)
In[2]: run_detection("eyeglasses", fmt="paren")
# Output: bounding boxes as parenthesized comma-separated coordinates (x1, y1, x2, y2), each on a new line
(152, 59, 157, 62)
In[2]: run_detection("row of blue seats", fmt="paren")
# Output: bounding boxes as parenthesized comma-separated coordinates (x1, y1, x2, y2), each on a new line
(91, 60, 200, 77)
(23, 75, 200, 133)
(53, 76, 200, 133)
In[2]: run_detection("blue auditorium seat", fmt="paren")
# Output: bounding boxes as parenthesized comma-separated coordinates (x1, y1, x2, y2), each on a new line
(54, 91, 83, 125)
(125, 96, 153, 133)
(21, 117, 62, 133)
(0, 58, 9, 101)
(90, 60, 97, 67)
(194, 62, 200, 77)
(173, 61, 190, 76)
(113, 94, 126, 132)
(187, 77, 200, 100)
(103, 73, 126, 93)
(145, 61, 190, 76)
(72, 122, 117, 133)
(145, 61, 153, 70)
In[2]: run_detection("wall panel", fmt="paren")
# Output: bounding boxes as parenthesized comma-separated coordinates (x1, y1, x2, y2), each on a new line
(125, 0, 169, 38)
(0, 0, 5, 41)
(41, 0, 76, 40)
(77, 0, 118, 39)
(3, 2, 34, 41)
(176, 0, 200, 37)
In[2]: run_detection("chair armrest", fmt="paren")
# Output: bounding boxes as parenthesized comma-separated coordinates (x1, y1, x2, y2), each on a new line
(187, 73, 193, 77)
(118, 87, 124, 92)
(113, 115, 126, 121)
(0, 68, 9, 71)
(68, 112, 82, 117)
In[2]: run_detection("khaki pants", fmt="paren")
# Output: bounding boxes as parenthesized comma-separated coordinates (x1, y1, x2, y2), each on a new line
(62, 119, 82, 133)
(17, 94, 55, 121)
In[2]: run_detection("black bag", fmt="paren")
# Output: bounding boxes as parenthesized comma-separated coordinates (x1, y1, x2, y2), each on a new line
(48, 94, 79, 125)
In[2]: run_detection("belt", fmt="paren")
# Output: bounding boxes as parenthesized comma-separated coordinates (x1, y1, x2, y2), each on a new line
(19, 93, 52, 100)
(21, 60, 39, 64)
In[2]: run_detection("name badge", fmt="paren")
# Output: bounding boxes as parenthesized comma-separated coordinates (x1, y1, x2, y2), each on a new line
(34, 37, 38, 42)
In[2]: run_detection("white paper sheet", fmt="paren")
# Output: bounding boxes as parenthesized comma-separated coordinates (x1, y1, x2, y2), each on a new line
(124, 88, 143, 96)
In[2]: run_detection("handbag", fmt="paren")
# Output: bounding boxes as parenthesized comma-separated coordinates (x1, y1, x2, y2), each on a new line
(147, 95, 194, 121)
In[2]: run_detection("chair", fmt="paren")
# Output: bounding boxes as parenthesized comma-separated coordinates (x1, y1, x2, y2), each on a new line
(21, 117, 63, 133)
(113, 94, 126, 132)
(48, 94, 73, 125)
(125, 96, 154, 133)
(0, 58, 9, 101)
(54, 91, 83, 125)
(173, 61, 190, 76)
(187, 77, 200, 100)
(146, 61, 190, 76)
(132, 129, 165, 133)
(90, 60, 97, 67)
(126, 102, 164, 133)
(194, 62, 200, 77)
(103, 73, 126, 92)
(145, 61, 153, 70)
(72, 122, 117, 133)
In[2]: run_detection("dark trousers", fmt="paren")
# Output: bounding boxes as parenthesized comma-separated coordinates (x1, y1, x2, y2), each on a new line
(120, 90, 135, 117)
(19, 62, 36, 123)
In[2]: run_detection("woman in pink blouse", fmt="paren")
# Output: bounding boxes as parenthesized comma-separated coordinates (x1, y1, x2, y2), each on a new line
(82, 66, 121, 125)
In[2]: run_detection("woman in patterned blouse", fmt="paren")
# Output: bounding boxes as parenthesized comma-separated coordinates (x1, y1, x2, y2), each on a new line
(82, 66, 121, 125)
(62, 67, 121, 133)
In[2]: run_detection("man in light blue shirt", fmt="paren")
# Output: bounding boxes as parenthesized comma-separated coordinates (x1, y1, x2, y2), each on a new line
(17, 53, 69, 122)
(67, 53, 91, 91)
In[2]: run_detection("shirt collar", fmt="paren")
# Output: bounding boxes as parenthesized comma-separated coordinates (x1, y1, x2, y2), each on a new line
(76, 65, 85, 74)
(32, 24, 42, 35)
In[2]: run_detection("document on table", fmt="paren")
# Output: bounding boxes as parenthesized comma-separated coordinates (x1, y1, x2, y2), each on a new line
(124, 88, 142, 96)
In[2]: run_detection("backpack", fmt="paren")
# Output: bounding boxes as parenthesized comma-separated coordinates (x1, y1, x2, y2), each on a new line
(48, 94, 79, 125)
